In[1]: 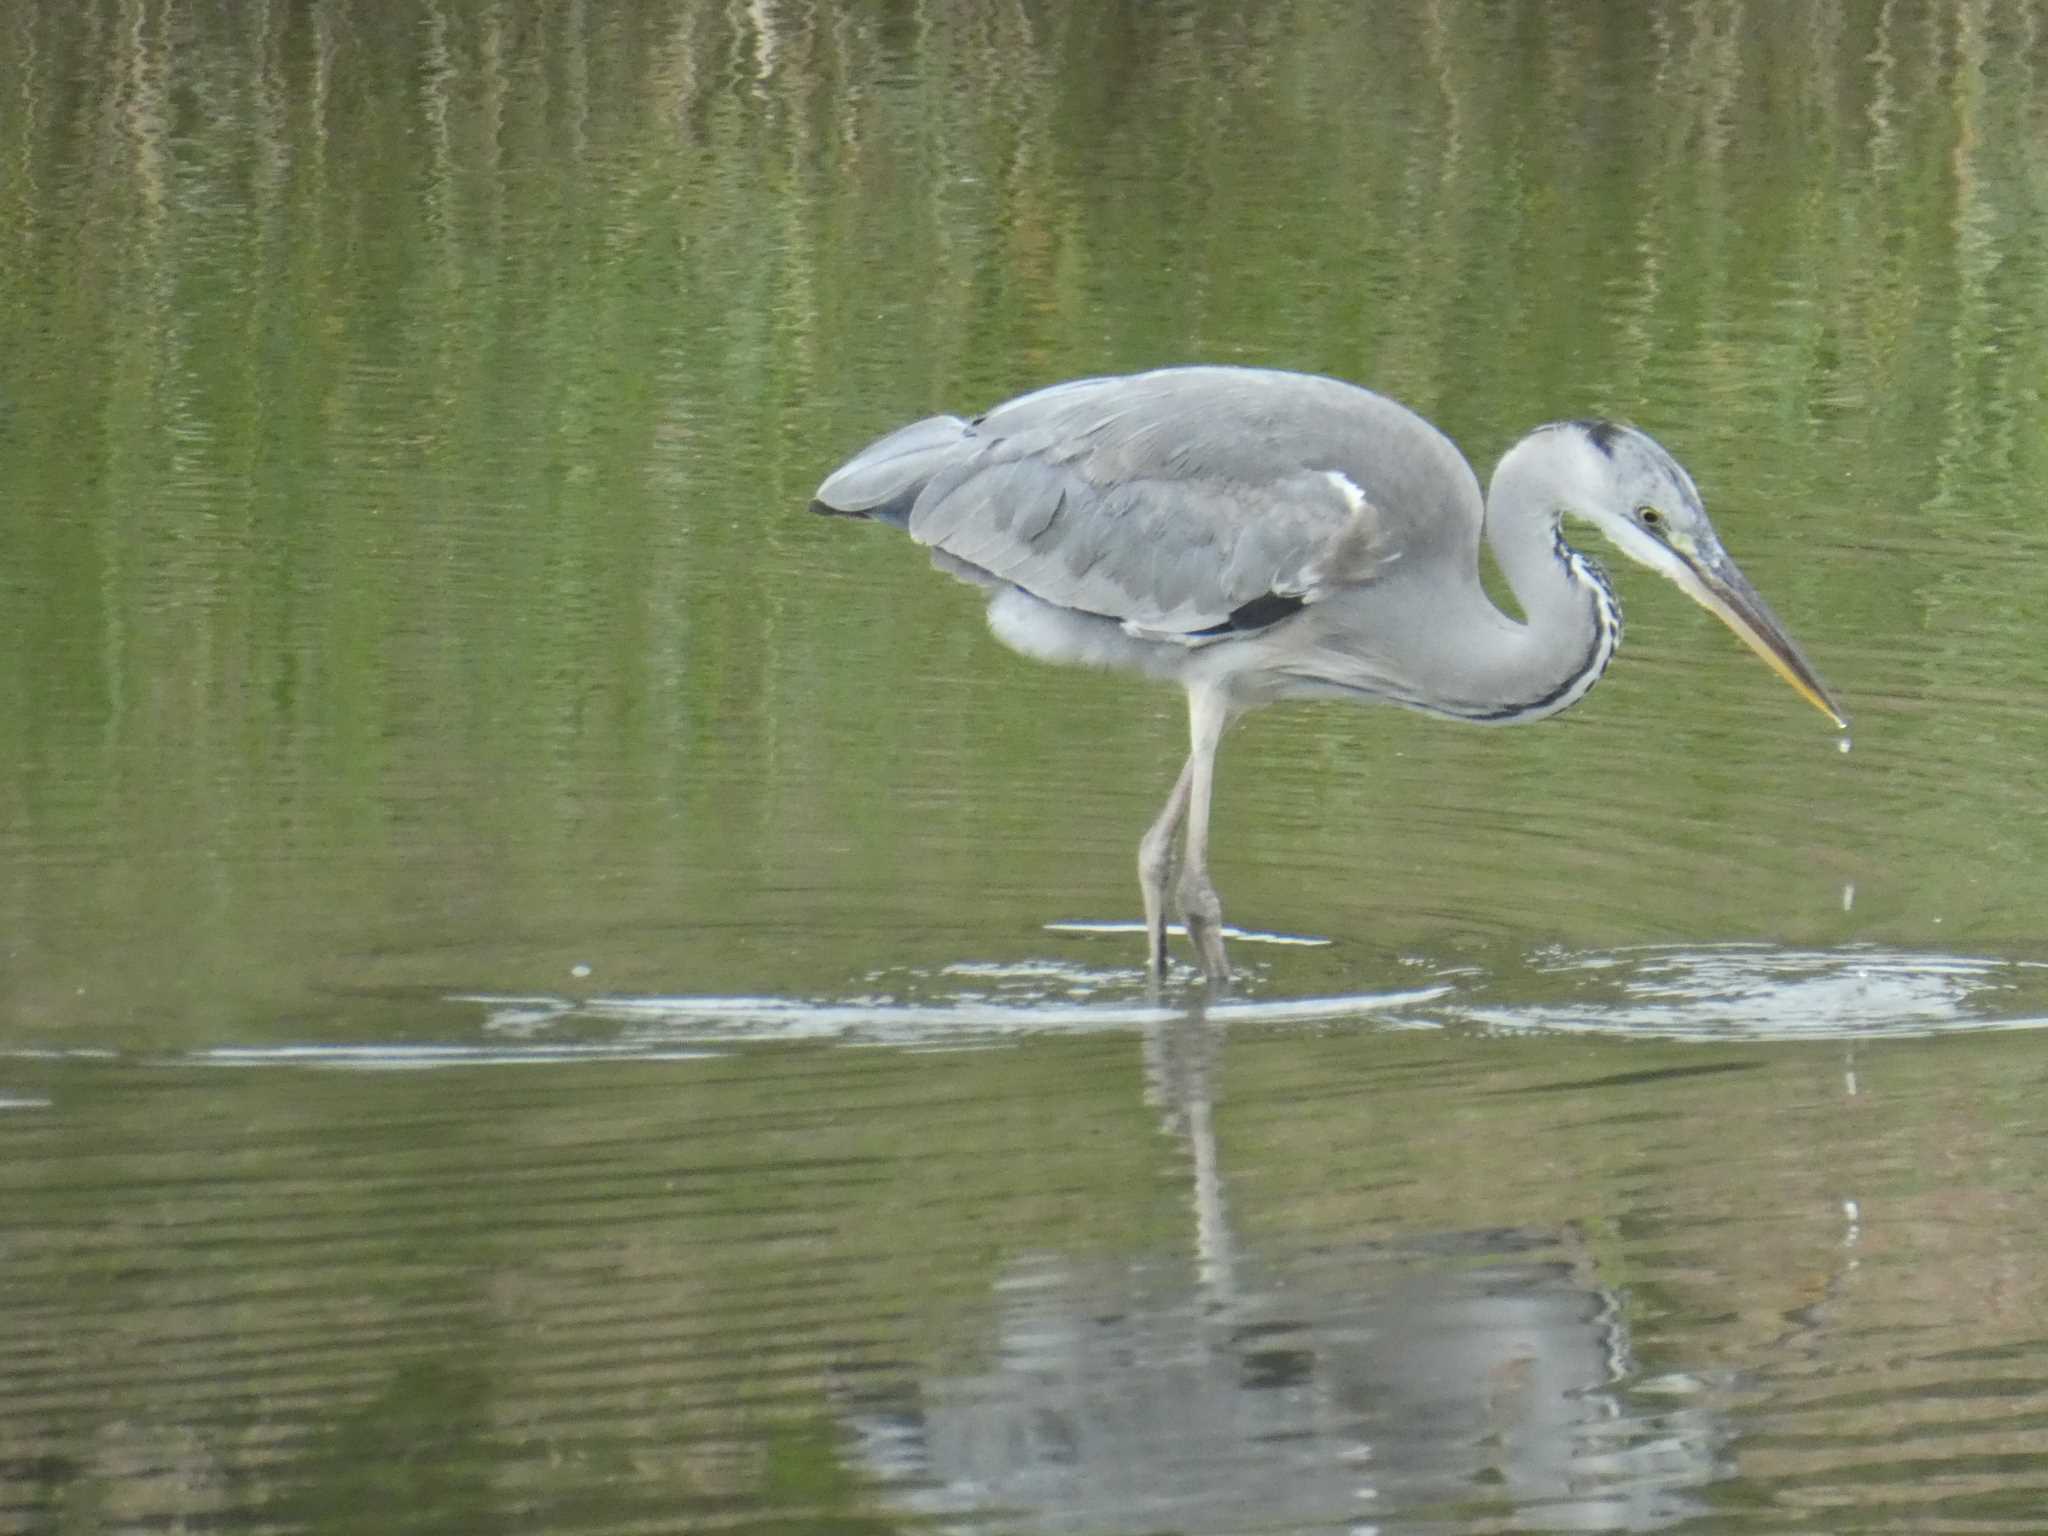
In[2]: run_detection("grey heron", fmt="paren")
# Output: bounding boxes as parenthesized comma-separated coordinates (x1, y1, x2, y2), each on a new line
(812, 366, 1847, 983)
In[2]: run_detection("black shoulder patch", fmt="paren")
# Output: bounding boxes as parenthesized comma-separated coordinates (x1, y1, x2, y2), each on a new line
(1187, 591, 1307, 639)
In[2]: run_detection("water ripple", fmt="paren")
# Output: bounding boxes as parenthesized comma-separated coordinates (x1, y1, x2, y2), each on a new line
(1450, 944, 2048, 1042)
(465, 976, 1450, 1052)
(6, 948, 2035, 1078)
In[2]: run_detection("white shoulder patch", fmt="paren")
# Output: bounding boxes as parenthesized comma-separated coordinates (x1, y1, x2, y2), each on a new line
(1293, 471, 1397, 598)
(1323, 469, 1368, 513)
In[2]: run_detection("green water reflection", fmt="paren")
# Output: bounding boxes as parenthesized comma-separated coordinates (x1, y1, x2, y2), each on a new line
(3, 3, 2048, 1529)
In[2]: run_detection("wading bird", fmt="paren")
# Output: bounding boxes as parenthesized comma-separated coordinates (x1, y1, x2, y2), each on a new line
(812, 366, 1847, 983)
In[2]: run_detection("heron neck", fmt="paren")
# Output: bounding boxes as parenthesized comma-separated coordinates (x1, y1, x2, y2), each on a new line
(1472, 440, 1622, 723)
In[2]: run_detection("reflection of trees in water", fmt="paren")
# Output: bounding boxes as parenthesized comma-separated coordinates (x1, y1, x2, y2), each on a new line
(3, 0, 2035, 806)
(6, 2, 2036, 411)
(838, 1014, 1727, 1533)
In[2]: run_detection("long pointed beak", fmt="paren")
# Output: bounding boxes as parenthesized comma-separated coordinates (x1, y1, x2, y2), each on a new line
(1670, 550, 1849, 730)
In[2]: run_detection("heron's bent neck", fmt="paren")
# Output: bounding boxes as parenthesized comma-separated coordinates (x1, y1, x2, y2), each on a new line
(1463, 433, 1623, 724)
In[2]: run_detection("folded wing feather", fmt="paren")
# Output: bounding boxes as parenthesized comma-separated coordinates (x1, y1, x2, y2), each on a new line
(903, 375, 1397, 635)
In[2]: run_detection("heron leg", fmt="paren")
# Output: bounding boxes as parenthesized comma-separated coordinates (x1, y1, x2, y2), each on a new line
(1177, 687, 1233, 984)
(1138, 756, 1195, 978)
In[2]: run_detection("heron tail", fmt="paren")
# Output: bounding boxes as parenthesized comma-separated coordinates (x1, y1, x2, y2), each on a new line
(810, 414, 972, 527)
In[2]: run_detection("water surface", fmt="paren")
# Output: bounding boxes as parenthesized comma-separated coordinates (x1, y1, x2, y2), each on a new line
(4, 2, 2048, 1530)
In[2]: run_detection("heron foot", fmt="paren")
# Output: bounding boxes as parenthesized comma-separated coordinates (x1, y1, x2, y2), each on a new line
(1138, 831, 1177, 980)
(1144, 914, 1171, 983)
(1138, 760, 1194, 982)
(1177, 868, 1231, 985)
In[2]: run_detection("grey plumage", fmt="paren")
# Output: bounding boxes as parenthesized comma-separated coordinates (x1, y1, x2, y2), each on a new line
(813, 365, 1845, 982)
(816, 368, 1438, 636)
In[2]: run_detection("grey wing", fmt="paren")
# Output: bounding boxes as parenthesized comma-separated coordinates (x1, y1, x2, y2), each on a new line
(815, 367, 1480, 637)
(810, 413, 974, 525)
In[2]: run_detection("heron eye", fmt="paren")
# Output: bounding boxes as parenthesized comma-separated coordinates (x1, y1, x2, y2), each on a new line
(1637, 506, 1666, 532)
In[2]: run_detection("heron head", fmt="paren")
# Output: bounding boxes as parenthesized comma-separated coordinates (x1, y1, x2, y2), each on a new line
(1558, 421, 1849, 730)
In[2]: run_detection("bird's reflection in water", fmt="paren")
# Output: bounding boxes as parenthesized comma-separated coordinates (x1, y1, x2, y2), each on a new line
(837, 1013, 1727, 1533)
